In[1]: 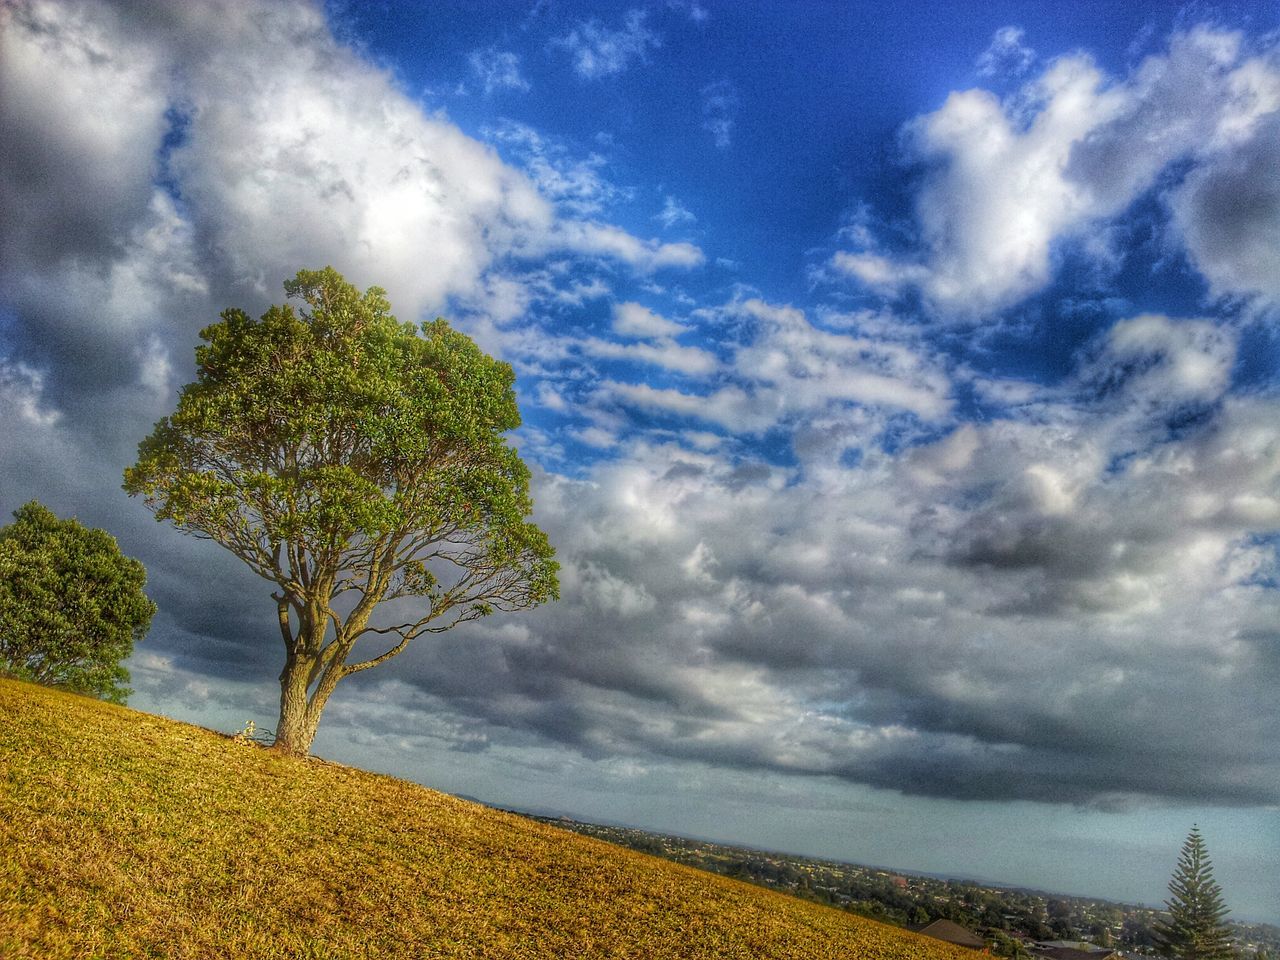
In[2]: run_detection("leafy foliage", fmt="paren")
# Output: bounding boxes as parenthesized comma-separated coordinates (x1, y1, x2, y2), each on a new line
(124, 267, 557, 752)
(0, 501, 155, 704)
(1155, 827, 1234, 960)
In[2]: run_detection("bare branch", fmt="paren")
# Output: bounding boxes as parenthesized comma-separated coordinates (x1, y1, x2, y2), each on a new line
(342, 634, 413, 676)
(272, 593, 294, 650)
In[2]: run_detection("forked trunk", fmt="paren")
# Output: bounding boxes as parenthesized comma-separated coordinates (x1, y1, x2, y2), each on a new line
(273, 705, 320, 756)
(271, 650, 341, 756)
(273, 666, 319, 755)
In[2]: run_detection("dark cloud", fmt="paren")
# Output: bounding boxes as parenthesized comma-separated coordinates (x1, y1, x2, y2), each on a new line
(1170, 112, 1280, 307)
(0, 1, 165, 272)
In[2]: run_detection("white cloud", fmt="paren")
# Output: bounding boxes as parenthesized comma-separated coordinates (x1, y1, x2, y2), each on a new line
(468, 46, 530, 95)
(573, 425, 620, 449)
(485, 121, 622, 217)
(733, 299, 952, 422)
(164, 5, 554, 316)
(834, 26, 1280, 316)
(829, 252, 928, 297)
(1083, 313, 1236, 409)
(683, 430, 723, 451)
(701, 79, 737, 149)
(976, 26, 1035, 77)
(667, 0, 708, 23)
(892, 54, 1122, 314)
(0, 359, 59, 427)
(655, 194, 696, 229)
(612, 301, 688, 338)
(601, 297, 952, 435)
(553, 9, 660, 80)
(557, 221, 705, 272)
(580, 335, 717, 376)
(576, 561, 658, 615)
(603, 381, 766, 432)
(136, 336, 173, 398)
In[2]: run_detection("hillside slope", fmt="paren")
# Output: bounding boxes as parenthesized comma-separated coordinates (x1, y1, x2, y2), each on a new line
(0, 679, 974, 959)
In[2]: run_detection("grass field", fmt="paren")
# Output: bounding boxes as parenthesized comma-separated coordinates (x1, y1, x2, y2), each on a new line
(0, 678, 978, 959)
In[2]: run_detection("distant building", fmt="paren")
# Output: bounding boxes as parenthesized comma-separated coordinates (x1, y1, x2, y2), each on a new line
(911, 919, 987, 949)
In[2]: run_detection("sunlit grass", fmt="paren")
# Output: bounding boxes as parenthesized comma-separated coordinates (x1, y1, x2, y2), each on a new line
(1, 678, 977, 959)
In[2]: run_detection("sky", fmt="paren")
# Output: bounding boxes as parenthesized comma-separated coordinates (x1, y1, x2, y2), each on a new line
(2, 0, 1279, 924)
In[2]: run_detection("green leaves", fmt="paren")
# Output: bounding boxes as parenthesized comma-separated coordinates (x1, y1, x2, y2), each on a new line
(0, 501, 156, 704)
(126, 269, 531, 548)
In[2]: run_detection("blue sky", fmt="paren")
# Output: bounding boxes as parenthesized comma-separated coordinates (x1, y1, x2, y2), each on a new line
(1, 0, 1278, 923)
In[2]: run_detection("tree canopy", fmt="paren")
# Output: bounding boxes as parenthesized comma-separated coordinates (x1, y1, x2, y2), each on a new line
(124, 267, 558, 754)
(0, 501, 155, 704)
(1155, 827, 1234, 960)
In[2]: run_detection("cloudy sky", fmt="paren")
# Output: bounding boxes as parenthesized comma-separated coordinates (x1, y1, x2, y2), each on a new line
(2, 0, 1278, 922)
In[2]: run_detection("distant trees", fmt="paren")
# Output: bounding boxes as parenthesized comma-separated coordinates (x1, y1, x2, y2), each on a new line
(1155, 827, 1234, 960)
(125, 268, 558, 756)
(0, 501, 156, 703)
(990, 930, 1029, 958)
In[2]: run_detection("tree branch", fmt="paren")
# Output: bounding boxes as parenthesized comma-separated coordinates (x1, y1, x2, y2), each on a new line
(341, 634, 413, 676)
(272, 593, 294, 649)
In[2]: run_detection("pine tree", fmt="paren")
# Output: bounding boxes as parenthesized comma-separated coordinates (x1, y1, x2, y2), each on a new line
(1154, 827, 1235, 960)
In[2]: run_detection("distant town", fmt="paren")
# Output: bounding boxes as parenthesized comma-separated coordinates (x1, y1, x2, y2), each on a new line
(518, 813, 1278, 960)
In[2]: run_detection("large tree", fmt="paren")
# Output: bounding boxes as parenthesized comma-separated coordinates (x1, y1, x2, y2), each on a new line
(1154, 827, 1234, 960)
(0, 501, 156, 704)
(124, 268, 558, 755)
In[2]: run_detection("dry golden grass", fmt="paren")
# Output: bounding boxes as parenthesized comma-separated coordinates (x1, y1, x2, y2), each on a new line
(1, 678, 977, 959)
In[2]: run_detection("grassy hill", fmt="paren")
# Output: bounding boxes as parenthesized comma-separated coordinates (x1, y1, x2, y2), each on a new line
(0, 679, 976, 959)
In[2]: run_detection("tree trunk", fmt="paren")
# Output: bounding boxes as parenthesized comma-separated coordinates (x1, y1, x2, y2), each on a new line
(271, 647, 347, 756)
(273, 652, 320, 755)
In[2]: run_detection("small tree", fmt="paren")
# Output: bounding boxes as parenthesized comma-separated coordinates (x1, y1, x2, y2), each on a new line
(0, 501, 156, 703)
(1154, 827, 1234, 960)
(124, 267, 558, 755)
